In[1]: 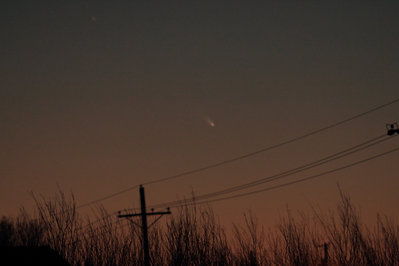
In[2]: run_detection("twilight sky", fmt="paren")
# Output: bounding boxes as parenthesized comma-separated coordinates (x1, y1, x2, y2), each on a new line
(1, 1, 398, 226)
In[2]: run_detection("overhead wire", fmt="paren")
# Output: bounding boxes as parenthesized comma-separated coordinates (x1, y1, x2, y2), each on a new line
(165, 146, 399, 208)
(141, 134, 393, 210)
(78, 97, 399, 208)
(80, 136, 397, 235)
(68, 218, 132, 247)
(75, 210, 121, 233)
(77, 141, 398, 239)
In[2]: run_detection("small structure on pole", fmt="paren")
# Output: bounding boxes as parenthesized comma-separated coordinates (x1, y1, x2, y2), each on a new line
(387, 122, 399, 136)
(117, 185, 171, 266)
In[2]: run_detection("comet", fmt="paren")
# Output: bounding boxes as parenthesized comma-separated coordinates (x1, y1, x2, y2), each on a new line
(203, 116, 216, 127)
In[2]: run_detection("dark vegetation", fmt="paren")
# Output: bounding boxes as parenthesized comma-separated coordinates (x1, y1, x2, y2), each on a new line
(1, 190, 398, 265)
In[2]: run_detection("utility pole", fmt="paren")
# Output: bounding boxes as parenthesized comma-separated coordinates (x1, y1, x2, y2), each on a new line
(118, 185, 171, 266)
(318, 242, 329, 265)
(323, 242, 329, 265)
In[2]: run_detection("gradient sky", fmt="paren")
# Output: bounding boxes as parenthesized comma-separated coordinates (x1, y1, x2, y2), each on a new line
(1, 1, 398, 227)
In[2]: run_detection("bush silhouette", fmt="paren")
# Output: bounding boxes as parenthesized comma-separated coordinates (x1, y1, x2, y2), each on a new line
(1, 189, 398, 265)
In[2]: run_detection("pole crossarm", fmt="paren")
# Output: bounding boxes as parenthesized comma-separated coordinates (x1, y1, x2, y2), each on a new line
(117, 185, 171, 266)
(118, 210, 171, 218)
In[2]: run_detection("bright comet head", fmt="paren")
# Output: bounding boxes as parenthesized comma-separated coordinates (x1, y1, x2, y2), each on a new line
(201, 115, 216, 128)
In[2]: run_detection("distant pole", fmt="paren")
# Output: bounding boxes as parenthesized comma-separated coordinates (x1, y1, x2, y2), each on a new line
(140, 185, 150, 266)
(323, 242, 329, 265)
(117, 185, 171, 266)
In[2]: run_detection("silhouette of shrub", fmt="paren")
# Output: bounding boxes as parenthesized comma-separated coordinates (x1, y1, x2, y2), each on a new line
(1, 189, 398, 265)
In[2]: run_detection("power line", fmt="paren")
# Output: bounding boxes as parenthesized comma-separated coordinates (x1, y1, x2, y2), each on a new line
(82, 134, 389, 227)
(81, 136, 396, 233)
(78, 187, 140, 209)
(69, 134, 397, 233)
(75, 211, 120, 233)
(167, 146, 399, 208)
(69, 218, 130, 247)
(145, 134, 392, 210)
(78, 97, 399, 208)
(69, 140, 396, 242)
(77, 140, 397, 238)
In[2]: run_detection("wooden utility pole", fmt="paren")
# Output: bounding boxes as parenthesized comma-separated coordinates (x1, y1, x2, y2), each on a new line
(318, 242, 329, 265)
(118, 185, 171, 266)
(323, 242, 329, 265)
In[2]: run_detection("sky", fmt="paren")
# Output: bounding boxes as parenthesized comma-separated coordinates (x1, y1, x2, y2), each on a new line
(1, 1, 398, 227)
